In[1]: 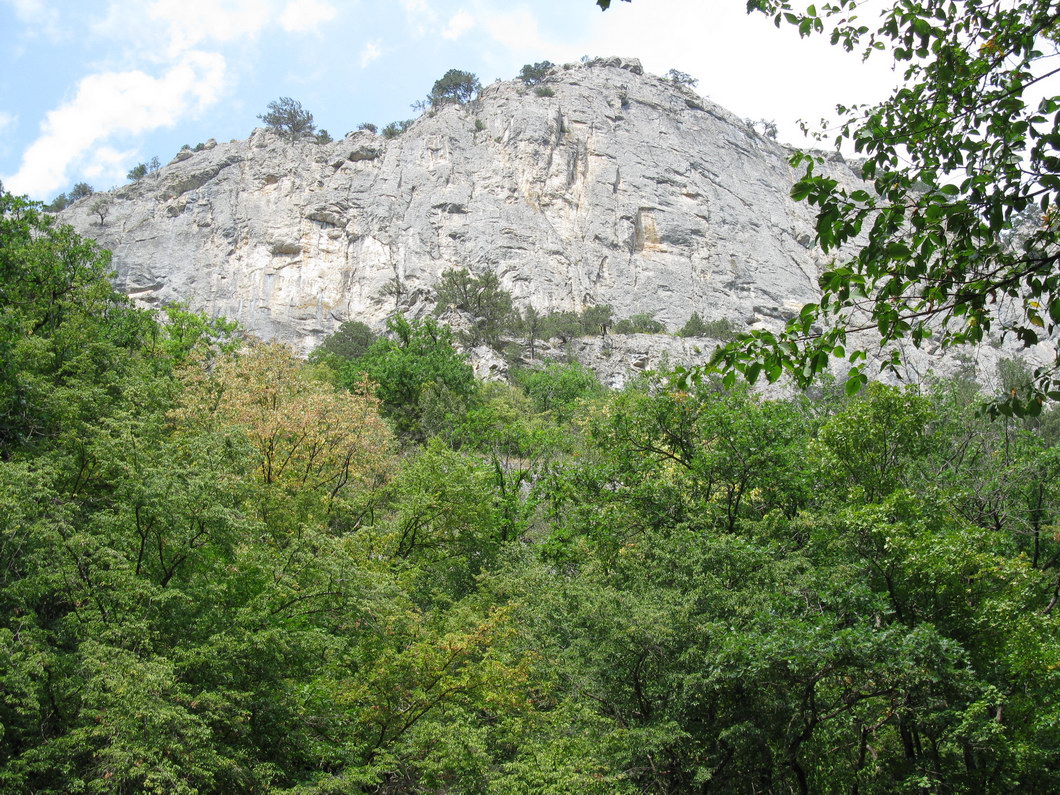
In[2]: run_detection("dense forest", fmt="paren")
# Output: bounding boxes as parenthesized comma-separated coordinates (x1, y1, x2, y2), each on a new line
(2, 191, 1059, 792)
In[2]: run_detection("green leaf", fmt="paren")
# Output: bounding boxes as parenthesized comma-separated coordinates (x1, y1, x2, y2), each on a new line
(791, 181, 813, 201)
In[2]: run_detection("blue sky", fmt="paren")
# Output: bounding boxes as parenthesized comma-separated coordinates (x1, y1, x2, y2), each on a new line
(0, 0, 897, 201)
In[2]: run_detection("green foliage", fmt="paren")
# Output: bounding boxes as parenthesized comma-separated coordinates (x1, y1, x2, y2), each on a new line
(538, 310, 581, 342)
(258, 96, 316, 140)
(518, 61, 554, 85)
(579, 304, 614, 335)
(434, 267, 516, 349)
(519, 305, 543, 358)
(126, 162, 148, 181)
(45, 192, 68, 212)
(613, 312, 665, 334)
(679, 312, 736, 340)
(516, 304, 614, 351)
(89, 196, 111, 226)
(312, 320, 377, 361)
(357, 121, 378, 133)
(0, 193, 132, 453)
(69, 181, 93, 201)
(315, 128, 333, 143)
(381, 119, 413, 139)
(513, 362, 604, 423)
(157, 302, 240, 361)
(533, 86, 555, 98)
(341, 314, 479, 442)
(685, 0, 1060, 416)
(816, 382, 935, 502)
(428, 69, 481, 107)
(3, 185, 1060, 792)
(678, 311, 708, 337)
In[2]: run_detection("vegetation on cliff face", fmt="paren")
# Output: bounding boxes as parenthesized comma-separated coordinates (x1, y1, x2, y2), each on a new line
(600, 0, 1060, 416)
(2, 191, 1059, 791)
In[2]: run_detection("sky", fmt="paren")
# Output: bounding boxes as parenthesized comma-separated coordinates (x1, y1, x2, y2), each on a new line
(0, 0, 900, 202)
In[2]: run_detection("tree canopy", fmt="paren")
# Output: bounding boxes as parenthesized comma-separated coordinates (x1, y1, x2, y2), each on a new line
(599, 0, 1060, 416)
(428, 69, 481, 107)
(3, 187, 1060, 789)
(258, 96, 316, 140)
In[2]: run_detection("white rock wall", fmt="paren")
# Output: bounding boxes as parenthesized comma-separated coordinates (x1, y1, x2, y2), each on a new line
(61, 58, 855, 356)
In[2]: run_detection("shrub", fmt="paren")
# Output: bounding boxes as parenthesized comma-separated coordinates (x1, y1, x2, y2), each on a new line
(428, 69, 481, 108)
(46, 193, 69, 212)
(315, 129, 333, 143)
(666, 69, 698, 88)
(678, 313, 736, 340)
(312, 321, 377, 361)
(513, 361, 605, 422)
(518, 61, 554, 85)
(678, 312, 707, 337)
(702, 317, 737, 340)
(435, 268, 516, 350)
(579, 304, 614, 335)
(258, 96, 316, 141)
(382, 120, 413, 139)
(69, 182, 94, 201)
(751, 118, 778, 139)
(538, 311, 582, 343)
(357, 122, 378, 134)
(89, 197, 112, 226)
(534, 86, 555, 98)
(474, 119, 486, 132)
(614, 312, 665, 334)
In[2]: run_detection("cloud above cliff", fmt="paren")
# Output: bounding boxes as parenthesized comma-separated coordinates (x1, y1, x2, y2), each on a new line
(5, 51, 226, 197)
(280, 0, 337, 33)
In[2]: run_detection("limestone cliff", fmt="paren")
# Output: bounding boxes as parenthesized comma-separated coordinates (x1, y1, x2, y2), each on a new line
(60, 57, 857, 354)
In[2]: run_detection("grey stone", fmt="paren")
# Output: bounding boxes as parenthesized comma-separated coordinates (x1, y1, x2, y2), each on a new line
(60, 57, 1042, 389)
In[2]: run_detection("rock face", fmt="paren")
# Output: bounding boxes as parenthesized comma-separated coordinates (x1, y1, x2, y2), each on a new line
(61, 57, 861, 356)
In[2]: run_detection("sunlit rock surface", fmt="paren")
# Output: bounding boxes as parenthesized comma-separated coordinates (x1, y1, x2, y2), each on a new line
(62, 59, 852, 351)
(61, 56, 1039, 388)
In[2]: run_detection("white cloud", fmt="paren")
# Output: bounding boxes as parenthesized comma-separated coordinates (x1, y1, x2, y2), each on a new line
(148, 0, 271, 57)
(359, 39, 381, 68)
(279, 0, 337, 33)
(3, 51, 226, 198)
(0, 112, 15, 133)
(3, 0, 56, 24)
(479, 6, 571, 59)
(398, 0, 435, 38)
(82, 145, 139, 184)
(2, 0, 63, 38)
(551, 0, 896, 146)
(441, 9, 474, 40)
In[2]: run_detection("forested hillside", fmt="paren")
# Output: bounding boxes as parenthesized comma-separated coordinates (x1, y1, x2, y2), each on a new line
(2, 192, 1059, 792)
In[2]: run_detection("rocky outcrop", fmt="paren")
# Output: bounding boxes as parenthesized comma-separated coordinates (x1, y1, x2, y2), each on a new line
(58, 56, 1041, 390)
(61, 57, 860, 356)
